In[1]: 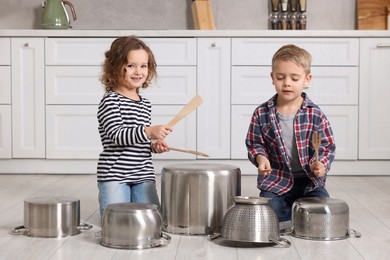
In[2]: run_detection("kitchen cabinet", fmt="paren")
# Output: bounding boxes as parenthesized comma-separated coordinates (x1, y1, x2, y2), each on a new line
(359, 39, 390, 159)
(231, 38, 359, 160)
(11, 38, 45, 158)
(197, 38, 231, 159)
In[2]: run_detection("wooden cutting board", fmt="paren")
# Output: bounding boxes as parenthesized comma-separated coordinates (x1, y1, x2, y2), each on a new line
(192, 0, 216, 30)
(357, 0, 390, 30)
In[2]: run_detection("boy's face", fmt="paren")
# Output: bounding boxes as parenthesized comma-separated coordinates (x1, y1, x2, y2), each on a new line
(270, 60, 312, 104)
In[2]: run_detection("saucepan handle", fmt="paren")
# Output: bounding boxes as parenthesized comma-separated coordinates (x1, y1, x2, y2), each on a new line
(77, 222, 93, 231)
(208, 232, 221, 240)
(10, 225, 28, 235)
(150, 233, 171, 247)
(270, 237, 291, 248)
(349, 229, 361, 238)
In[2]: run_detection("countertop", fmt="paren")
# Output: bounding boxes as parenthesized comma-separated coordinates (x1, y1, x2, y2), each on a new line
(1, 29, 390, 38)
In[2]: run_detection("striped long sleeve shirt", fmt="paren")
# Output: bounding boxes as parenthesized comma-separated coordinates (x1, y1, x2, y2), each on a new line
(245, 93, 336, 195)
(97, 91, 155, 183)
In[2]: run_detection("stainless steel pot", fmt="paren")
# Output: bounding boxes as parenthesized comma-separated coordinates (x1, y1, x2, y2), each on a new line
(291, 197, 361, 241)
(101, 203, 171, 249)
(212, 196, 290, 247)
(11, 196, 92, 238)
(161, 163, 241, 235)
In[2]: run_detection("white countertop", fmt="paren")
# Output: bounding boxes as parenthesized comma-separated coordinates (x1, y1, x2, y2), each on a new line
(1, 29, 390, 38)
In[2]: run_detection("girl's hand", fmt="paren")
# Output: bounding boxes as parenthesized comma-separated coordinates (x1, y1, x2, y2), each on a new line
(256, 155, 272, 176)
(310, 161, 326, 177)
(152, 139, 169, 153)
(145, 125, 172, 140)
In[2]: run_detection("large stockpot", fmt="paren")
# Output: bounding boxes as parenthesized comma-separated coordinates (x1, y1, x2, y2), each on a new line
(101, 203, 171, 249)
(291, 197, 361, 241)
(11, 196, 92, 238)
(161, 163, 241, 235)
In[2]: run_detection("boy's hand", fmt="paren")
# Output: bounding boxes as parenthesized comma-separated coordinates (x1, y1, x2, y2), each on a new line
(310, 161, 325, 177)
(256, 155, 272, 176)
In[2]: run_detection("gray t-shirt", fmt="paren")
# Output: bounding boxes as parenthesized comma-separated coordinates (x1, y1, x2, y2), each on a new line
(277, 112, 306, 178)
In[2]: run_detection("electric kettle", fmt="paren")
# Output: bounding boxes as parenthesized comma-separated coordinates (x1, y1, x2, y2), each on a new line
(42, 0, 77, 29)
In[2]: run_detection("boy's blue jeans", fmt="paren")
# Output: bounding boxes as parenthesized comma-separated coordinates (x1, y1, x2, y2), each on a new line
(259, 177, 329, 222)
(98, 181, 160, 217)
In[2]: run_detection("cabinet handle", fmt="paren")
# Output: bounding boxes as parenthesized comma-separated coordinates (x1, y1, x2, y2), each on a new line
(377, 43, 390, 48)
(211, 43, 216, 48)
(24, 43, 29, 47)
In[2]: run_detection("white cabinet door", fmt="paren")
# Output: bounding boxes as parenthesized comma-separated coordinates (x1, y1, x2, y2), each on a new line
(11, 38, 45, 158)
(359, 39, 390, 159)
(231, 105, 357, 160)
(321, 106, 358, 160)
(231, 105, 259, 159)
(46, 105, 101, 159)
(197, 38, 231, 159)
(0, 105, 11, 158)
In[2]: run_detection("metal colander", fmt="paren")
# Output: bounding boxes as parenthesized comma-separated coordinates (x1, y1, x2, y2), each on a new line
(291, 197, 361, 241)
(220, 196, 290, 247)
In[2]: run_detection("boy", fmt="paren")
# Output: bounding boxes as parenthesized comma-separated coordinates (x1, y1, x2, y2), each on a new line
(245, 44, 336, 225)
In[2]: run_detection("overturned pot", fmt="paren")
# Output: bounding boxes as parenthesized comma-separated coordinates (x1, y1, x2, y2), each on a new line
(211, 196, 291, 247)
(11, 196, 92, 238)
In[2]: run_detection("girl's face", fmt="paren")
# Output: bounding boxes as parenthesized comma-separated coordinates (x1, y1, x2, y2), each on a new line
(271, 60, 311, 105)
(121, 49, 149, 91)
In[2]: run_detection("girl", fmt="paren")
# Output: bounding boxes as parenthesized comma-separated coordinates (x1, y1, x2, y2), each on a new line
(97, 36, 172, 217)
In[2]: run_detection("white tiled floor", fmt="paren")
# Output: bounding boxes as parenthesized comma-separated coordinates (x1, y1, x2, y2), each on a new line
(0, 174, 389, 260)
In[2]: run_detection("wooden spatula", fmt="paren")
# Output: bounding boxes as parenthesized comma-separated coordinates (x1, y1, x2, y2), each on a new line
(167, 95, 203, 128)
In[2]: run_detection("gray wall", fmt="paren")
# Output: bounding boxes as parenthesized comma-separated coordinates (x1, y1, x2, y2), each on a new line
(0, 0, 356, 30)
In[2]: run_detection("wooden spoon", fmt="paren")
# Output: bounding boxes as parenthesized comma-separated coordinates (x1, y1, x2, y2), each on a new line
(166, 95, 203, 128)
(168, 147, 209, 157)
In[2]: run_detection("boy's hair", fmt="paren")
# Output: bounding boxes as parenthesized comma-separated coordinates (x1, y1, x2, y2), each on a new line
(271, 44, 312, 75)
(101, 36, 157, 93)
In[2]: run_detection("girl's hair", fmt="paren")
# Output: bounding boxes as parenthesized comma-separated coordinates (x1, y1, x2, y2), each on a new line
(271, 44, 312, 75)
(101, 36, 157, 93)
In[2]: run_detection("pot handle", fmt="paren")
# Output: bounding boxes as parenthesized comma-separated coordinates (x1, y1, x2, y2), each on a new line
(349, 229, 361, 238)
(10, 225, 28, 235)
(208, 232, 221, 240)
(77, 222, 93, 231)
(150, 233, 171, 247)
(270, 237, 291, 248)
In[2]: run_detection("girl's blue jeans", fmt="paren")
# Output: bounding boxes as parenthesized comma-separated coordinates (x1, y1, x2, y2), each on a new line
(98, 181, 160, 217)
(259, 177, 329, 222)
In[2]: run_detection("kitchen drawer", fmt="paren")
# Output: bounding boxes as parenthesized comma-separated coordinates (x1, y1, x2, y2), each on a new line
(46, 66, 104, 105)
(0, 105, 12, 158)
(45, 38, 196, 66)
(232, 38, 359, 66)
(0, 38, 10, 65)
(46, 66, 196, 105)
(232, 66, 358, 105)
(46, 104, 196, 159)
(0, 67, 11, 104)
(231, 105, 358, 160)
(142, 66, 197, 105)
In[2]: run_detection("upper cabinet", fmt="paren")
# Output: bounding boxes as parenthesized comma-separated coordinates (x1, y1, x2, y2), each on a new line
(359, 39, 390, 159)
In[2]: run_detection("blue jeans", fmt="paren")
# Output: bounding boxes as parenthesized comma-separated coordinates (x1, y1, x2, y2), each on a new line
(259, 177, 329, 222)
(98, 181, 160, 217)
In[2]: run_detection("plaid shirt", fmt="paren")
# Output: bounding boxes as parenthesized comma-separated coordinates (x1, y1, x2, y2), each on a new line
(246, 93, 336, 195)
